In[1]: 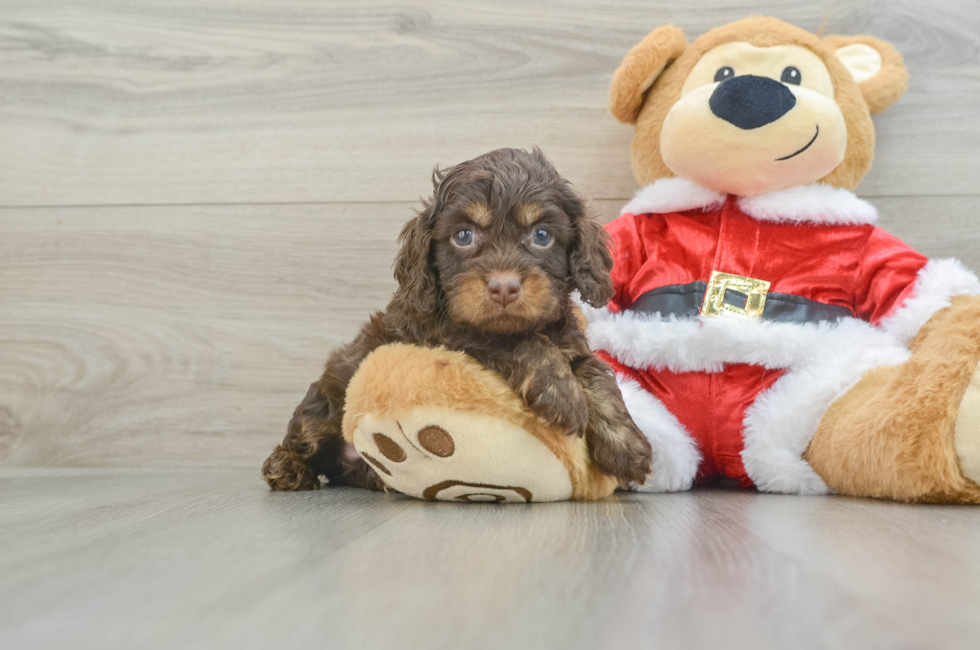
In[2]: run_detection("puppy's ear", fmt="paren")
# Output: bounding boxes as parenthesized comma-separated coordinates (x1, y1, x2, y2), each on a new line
(610, 25, 687, 124)
(562, 187, 614, 308)
(824, 35, 909, 114)
(392, 168, 443, 315)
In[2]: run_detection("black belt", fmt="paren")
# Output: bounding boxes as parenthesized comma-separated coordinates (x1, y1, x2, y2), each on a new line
(628, 281, 853, 324)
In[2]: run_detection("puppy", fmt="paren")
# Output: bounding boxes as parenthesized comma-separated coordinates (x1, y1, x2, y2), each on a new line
(262, 148, 653, 491)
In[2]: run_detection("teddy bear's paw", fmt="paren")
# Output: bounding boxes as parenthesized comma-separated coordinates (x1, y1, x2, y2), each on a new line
(350, 407, 573, 503)
(954, 361, 980, 485)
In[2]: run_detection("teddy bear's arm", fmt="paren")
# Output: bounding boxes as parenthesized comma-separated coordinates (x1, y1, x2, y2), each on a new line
(853, 227, 928, 325)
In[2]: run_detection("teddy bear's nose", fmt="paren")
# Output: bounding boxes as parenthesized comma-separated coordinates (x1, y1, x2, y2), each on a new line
(487, 273, 522, 306)
(709, 74, 797, 130)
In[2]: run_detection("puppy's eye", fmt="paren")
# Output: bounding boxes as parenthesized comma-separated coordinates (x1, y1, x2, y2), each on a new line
(781, 66, 801, 85)
(453, 229, 475, 248)
(530, 228, 553, 248)
(714, 66, 735, 82)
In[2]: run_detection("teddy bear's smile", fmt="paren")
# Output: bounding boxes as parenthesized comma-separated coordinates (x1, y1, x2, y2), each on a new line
(775, 124, 820, 161)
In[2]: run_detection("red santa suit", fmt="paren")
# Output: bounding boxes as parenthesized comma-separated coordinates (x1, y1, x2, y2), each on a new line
(584, 178, 980, 494)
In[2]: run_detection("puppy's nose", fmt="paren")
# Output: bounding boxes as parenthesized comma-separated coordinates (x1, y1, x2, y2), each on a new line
(709, 75, 797, 130)
(487, 273, 522, 306)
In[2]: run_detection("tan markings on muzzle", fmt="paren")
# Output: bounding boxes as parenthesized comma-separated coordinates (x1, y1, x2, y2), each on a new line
(519, 273, 559, 321)
(449, 273, 499, 325)
(448, 269, 560, 332)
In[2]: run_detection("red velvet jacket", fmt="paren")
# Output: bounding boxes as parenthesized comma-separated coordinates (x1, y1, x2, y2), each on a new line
(605, 191, 927, 325)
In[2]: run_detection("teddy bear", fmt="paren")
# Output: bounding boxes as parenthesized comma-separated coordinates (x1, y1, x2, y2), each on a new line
(588, 16, 980, 503)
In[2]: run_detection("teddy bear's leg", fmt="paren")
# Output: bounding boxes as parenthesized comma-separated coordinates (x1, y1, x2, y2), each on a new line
(343, 343, 619, 502)
(805, 295, 980, 504)
(953, 360, 980, 484)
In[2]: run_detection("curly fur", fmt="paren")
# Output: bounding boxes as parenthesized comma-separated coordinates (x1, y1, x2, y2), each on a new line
(262, 148, 652, 491)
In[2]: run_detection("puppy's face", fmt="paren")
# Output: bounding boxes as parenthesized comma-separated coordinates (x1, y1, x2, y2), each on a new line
(392, 148, 614, 333)
(433, 199, 572, 333)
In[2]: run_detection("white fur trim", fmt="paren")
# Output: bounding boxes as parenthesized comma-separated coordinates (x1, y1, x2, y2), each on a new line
(616, 375, 700, 493)
(584, 305, 912, 494)
(737, 184, 878, 225)
(741, 332, 908, 495)
(880, 258, 980, 344)
(583, 303, 904, 373)
(621, 178, 725, 216)
(621, 179, 878, 226)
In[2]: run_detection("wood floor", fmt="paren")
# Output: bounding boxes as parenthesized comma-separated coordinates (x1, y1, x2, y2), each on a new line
(2, 1, 980, 648)
(2, 468, 979, 650)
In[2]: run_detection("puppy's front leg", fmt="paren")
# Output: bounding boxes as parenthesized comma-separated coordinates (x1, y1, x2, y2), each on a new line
(574, 356, 653, 486)
(261, 318, 388, 491)
(474, 338, 589, 436)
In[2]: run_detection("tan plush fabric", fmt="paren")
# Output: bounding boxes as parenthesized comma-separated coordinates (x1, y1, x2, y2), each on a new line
(609, 25, 687, 125)
(823, 35, 909, 114)
(659, 42, 849, 196)
(954, 366, 980, 485)
(805, 296, 980, 504)
(611, 16, 909, 192)
(343, 343, 618, 501)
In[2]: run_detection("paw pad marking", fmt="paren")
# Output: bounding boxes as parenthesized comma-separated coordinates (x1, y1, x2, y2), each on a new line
(360, 452, 392, 476)
(417, 425, 454, 457)
(372, 433, 407, 462)
(422, 480, 532, 502)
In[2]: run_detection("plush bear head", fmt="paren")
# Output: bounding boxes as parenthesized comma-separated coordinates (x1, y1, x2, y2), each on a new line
(610, 16, 909, 196)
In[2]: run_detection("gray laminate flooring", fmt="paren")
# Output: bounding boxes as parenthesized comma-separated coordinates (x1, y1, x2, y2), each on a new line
(2, 468, 978, 650)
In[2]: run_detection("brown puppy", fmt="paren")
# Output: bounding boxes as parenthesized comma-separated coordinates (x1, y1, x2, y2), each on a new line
(262, 148, 652, 492)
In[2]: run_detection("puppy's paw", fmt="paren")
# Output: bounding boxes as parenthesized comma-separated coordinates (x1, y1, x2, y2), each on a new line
(588, 420, 653, 486)
(525, 378, 589, 436)
(261, 446, 321, 491)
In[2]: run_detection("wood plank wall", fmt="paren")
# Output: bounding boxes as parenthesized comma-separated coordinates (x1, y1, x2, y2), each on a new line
(1, 0, 978, 468)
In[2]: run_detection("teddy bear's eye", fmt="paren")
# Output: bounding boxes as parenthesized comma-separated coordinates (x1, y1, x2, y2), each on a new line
(781, 66, 802, 85)
(714, 66, 735, 83)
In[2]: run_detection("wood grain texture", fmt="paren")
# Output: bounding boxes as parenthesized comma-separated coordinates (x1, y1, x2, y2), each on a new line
(3, 197, 979, 469)
(1, 0, 978, 206)
(1, 468, 979, 650)
(0, 202, 404, 467)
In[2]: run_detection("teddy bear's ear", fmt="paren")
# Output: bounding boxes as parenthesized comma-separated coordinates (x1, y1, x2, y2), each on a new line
(610, 25, 688, 124)
(823, 35, 909, 114)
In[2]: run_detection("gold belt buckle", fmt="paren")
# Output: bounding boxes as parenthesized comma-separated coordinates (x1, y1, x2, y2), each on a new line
(700, 271, 771, 319)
